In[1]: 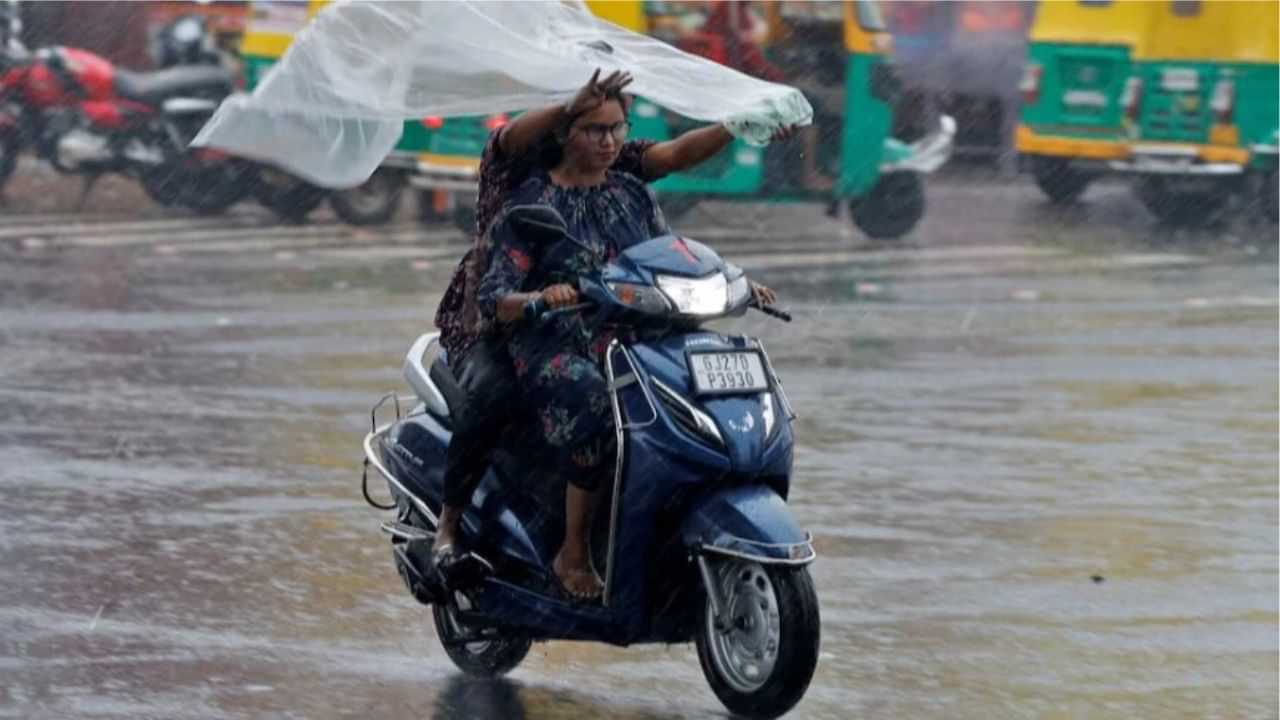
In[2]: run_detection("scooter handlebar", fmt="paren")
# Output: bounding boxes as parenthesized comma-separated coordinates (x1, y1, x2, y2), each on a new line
(525, 295, 790, 322)
(521, 297, 547, 322)
(752, 302, 792, 322)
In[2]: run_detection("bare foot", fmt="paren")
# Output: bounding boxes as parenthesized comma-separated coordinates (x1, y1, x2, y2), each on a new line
(431, 527, 457, 561)
(553, 551, 603, 599)
(433, 505, 463, 556)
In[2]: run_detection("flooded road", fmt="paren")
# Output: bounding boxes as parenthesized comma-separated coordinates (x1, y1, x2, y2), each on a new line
(1, 177, 1276, 719)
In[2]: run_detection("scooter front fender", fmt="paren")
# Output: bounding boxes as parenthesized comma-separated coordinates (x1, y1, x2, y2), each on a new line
(681, 484, 815, 565)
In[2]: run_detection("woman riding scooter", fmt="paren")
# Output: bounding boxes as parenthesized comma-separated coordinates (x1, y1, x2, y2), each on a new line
(430, 70, 785, 597)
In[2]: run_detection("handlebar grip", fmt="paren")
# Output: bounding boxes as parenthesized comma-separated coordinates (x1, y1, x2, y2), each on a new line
(522, 297, 548, 322)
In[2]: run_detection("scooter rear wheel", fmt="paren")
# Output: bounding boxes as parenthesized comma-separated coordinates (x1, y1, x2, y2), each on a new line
(432, 591, 531, 677)
(695, 559, 820, 720)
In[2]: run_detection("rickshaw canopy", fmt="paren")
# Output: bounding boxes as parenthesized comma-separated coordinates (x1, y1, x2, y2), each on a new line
(1031, 0, 1279, 63)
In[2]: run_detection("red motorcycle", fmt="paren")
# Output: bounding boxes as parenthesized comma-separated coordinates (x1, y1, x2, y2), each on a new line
(0, 35, 255, 214)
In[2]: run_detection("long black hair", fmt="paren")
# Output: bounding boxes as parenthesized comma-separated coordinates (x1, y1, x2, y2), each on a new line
(533, 89, 633, 170)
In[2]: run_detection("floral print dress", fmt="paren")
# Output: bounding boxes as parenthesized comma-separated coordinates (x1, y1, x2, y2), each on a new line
(478, 169, 668, 489)
(434, 130, 656, 361)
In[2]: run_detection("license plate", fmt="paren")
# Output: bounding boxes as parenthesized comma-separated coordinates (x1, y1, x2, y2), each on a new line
(688, 351, 769, 395)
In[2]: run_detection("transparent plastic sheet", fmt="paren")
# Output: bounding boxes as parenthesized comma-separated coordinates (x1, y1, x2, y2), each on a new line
(193, 0, 812, 188)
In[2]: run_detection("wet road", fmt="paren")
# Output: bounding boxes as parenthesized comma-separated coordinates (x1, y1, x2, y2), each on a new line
(1, 176, 1276, 719)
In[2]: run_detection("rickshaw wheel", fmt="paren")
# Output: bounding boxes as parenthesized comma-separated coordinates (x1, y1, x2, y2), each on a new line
(1031, 157, 1091, 204)
(850, 171, 925, 240)
(330, 169, 406, 226)
(1134, 177, 1231, 227)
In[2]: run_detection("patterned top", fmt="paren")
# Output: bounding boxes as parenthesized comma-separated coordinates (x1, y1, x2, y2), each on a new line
(433, 129, 658, 358)
(477, 168, 670, 340)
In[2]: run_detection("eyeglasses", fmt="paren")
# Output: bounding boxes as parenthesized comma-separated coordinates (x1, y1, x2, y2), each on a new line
(574, 121, 630, 145)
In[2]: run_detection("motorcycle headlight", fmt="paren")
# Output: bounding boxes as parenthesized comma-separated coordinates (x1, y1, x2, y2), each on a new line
(607, 281, 671, 314)
(656, 273, 728, 316)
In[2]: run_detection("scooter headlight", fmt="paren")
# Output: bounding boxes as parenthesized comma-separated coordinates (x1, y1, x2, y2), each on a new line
(656, 273, 728, 316)
(726, 272, 751, 309)
(607, 281, 671, 314)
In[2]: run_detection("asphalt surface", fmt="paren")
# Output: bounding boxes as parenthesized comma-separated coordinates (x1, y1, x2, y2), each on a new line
(1, 166, 1276, 719)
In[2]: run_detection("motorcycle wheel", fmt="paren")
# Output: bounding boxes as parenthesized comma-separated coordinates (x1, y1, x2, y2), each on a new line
(141, 157, 257, 215)
(254, 169, 327, 223)
(140, 164, 184, 207)
(695, 559, 820, 720)
(0, 128, 19, 193)
(329, 169, 406, 226)
(432, 590, 531, 677)
(186, 157, 258, 215)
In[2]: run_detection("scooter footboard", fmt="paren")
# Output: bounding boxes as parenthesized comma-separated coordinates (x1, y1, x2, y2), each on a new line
(681, 485, 815, 565)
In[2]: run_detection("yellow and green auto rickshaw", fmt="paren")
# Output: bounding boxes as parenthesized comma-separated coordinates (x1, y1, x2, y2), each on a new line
(1016, 0, 1278, 223)
(239, 0, 490, 225)
(609, 0, 954, 239)
(1127, 0, 1279, 223)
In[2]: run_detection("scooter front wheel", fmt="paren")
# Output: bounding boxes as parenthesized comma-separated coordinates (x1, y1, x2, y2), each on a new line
(432, 591, 531, 677)
(695, 559, 820, 720)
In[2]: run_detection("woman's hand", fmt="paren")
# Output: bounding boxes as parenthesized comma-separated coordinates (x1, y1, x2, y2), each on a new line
(540, 283, 579, 309)
(769, 124, 800, 143)
(565, 68, 634, 118)
(750, 280, 777, 307)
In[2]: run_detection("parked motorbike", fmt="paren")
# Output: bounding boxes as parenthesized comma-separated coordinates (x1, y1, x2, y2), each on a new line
(0, 28, 255, 213)
(362, 206, 820, 719)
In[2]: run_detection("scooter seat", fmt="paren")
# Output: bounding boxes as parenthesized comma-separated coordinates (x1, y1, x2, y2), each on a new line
(114, 66, 232, 105)
(427, 357, 466, 429)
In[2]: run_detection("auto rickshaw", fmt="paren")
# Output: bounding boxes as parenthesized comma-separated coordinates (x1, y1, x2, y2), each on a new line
(609, 0, 954, 239)
(1016, 0, 1279, 224)
(239, 0, 487, 225)
(1127, 0, 1279, 223)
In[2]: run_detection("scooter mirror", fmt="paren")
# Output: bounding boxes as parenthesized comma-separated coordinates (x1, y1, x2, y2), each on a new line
(507, 204, 570, 245)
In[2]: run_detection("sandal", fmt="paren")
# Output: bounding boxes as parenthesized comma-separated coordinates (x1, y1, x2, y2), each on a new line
(432, 544, 493, 590)
(549, 565, 603, 604)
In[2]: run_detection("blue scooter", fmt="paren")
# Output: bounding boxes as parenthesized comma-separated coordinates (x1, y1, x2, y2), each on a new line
(361, 206, 819, 719)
